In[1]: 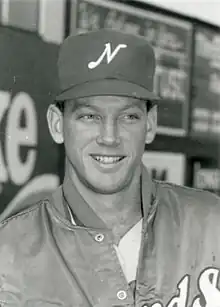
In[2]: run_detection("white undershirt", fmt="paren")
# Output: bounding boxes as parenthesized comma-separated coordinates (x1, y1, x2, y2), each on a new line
(113, 218, 143, 283)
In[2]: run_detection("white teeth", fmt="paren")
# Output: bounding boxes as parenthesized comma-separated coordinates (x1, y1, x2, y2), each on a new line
(93, 156, 122, 164)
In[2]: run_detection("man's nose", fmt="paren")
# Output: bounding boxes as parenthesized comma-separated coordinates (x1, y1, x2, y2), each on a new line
(96, 120, 120, 146)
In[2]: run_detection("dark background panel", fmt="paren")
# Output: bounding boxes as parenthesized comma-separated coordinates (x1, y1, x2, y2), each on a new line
(191, 26, 220, 139)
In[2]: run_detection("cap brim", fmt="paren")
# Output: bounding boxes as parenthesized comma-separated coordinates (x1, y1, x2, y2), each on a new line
(55, 79, 160, 101)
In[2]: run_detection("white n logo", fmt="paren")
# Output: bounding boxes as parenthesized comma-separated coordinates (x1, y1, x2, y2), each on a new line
(88, 43, 127, 69)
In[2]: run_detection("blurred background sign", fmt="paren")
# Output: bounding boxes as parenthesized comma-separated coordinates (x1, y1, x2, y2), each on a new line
(142, 152, 185, 185)
(191, 26, 220, 139)
(0, 26, 60, 213)
(73, 0, 192, 136)
(192, 158, 220, 195)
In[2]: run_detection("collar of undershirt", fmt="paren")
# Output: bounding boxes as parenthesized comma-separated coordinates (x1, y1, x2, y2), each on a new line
(61, 164, 155, 229)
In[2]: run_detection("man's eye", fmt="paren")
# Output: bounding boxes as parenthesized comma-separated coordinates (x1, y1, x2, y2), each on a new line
(122, 114, 140, 121)
(79, 114, 100, 121)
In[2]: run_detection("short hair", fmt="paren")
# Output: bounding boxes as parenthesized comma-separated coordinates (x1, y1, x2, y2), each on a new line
(55, 100, 65, 113)
(55, 99, 155, 114)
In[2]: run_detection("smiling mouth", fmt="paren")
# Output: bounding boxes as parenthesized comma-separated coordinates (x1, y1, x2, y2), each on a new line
(90, 155, 126, 164)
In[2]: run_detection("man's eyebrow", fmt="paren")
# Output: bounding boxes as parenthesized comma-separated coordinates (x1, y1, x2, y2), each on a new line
(69, 99, 147, 112)
(71, 101, 98, 112)
(120, 100, 146, 111)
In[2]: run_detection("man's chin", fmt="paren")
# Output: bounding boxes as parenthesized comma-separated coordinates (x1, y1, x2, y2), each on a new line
(88, 184, 126, 195)
(84, 174, 132, 195)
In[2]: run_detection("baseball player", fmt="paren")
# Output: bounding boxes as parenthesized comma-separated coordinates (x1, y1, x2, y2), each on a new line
(0, 29, 220, 307)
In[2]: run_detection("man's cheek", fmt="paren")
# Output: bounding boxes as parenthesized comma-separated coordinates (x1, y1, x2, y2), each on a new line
(130, 134, 146, 150)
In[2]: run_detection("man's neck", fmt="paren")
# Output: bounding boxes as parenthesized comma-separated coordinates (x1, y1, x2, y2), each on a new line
(67, 168, 143, 245)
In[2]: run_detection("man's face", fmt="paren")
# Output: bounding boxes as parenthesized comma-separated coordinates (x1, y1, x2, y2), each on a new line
(48, 96, 157, 194)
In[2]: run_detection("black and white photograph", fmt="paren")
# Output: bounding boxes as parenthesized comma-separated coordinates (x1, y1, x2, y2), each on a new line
(0, 0, 219, 306)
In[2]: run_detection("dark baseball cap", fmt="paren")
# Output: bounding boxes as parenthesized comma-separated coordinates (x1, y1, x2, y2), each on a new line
(55, 29, 160, 101)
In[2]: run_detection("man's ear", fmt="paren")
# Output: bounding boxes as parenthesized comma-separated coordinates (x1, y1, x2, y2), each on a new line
(145, 105, 157, 144)
(47, 104, 64, 144)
